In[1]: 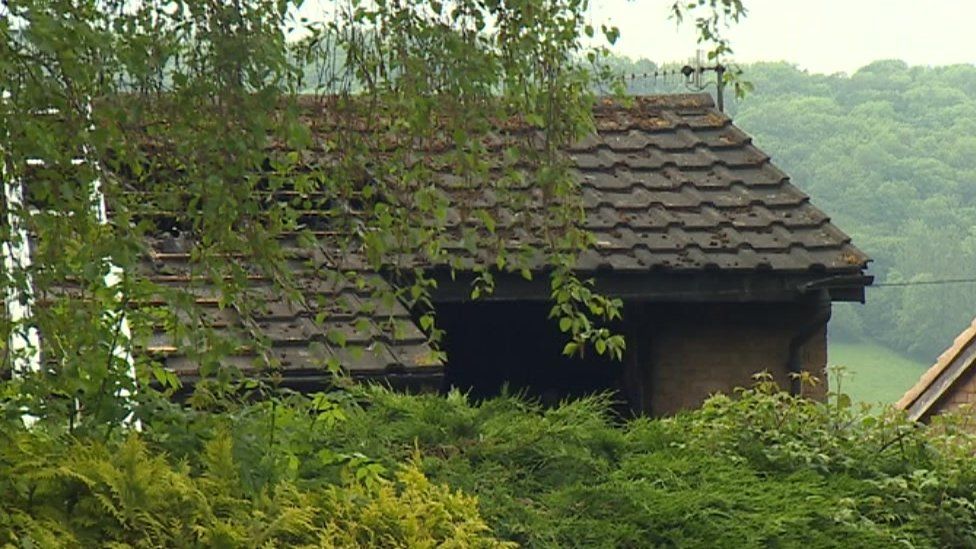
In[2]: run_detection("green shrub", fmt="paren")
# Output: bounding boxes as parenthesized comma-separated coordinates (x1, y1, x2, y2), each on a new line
(0, 422, 508, 547)
(318, 459, 514, 548)
(3, 379, 976, 547)
(311, 382, 976, 547)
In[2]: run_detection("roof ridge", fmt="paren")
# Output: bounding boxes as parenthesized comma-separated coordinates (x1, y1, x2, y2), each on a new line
(593, 94, 716, 111)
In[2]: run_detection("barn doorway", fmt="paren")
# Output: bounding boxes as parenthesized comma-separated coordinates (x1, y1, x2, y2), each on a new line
(433, 301, 623, 404)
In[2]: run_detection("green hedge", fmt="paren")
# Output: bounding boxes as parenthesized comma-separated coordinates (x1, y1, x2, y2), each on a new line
(3, 378, 976, 547)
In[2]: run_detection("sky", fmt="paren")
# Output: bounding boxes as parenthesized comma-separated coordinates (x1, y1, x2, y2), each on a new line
(588, 0, 976, 75)
(297, 0, 976, 75)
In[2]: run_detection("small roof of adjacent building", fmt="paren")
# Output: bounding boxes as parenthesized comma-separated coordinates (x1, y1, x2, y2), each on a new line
(897, 317, 976, 421)
(141, 93, 869, 383)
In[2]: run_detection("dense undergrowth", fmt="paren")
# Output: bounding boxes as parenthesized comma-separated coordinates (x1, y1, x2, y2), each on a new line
(3, 376, 976, 547)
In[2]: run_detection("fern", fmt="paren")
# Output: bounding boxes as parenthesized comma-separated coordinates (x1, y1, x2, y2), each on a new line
(4, 383, 976, 547)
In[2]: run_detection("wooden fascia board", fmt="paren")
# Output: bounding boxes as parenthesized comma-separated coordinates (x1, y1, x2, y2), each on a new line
(425, 270, 868, 303)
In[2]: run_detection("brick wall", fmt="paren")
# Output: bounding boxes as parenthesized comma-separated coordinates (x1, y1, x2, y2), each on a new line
(932, 367, 976, 414)
(622, 301, 829, 416)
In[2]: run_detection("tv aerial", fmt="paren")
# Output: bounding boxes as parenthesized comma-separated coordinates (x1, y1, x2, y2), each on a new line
(681, 50, 727, 111)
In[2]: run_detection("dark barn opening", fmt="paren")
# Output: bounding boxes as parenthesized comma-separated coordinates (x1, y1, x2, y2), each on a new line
(434, 301, 623, 404)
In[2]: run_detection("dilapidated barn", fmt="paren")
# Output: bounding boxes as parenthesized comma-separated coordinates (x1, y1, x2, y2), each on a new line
(124, 94, 873, 415)
(426, 94, 871, 414)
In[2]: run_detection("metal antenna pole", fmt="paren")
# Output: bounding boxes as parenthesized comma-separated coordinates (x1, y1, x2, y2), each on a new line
(695, 49, 703, 88)
(716, 64, 726, 112)
(679, 52, 728, 113)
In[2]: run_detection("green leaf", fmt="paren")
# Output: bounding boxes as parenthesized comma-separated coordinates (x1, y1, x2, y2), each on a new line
(326, 329, 347, 347)
(558, 317, 572, 332)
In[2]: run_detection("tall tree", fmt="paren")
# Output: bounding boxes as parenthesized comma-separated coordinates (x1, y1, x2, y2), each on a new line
(0, 0, 744, 430)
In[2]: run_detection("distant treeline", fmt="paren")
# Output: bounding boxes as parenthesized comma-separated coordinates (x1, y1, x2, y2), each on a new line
(610, 56, 976, 360)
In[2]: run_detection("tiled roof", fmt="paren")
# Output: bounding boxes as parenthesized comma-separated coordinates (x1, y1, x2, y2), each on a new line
(139, 236, 442, 385)
(142, 93, 868, 381)
(572, 95, 868, 272)
(388, 94, 868, 273)
(897, 317, 976, 421)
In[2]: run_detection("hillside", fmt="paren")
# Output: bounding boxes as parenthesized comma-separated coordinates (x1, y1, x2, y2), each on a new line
(735, 62, 976, 363)
(828, 340, 927, 404)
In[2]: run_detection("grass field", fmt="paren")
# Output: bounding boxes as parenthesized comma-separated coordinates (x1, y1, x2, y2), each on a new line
(828, 340, 929, 405)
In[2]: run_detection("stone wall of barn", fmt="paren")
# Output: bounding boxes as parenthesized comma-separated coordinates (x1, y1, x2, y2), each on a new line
(622, 300, 830, 417)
